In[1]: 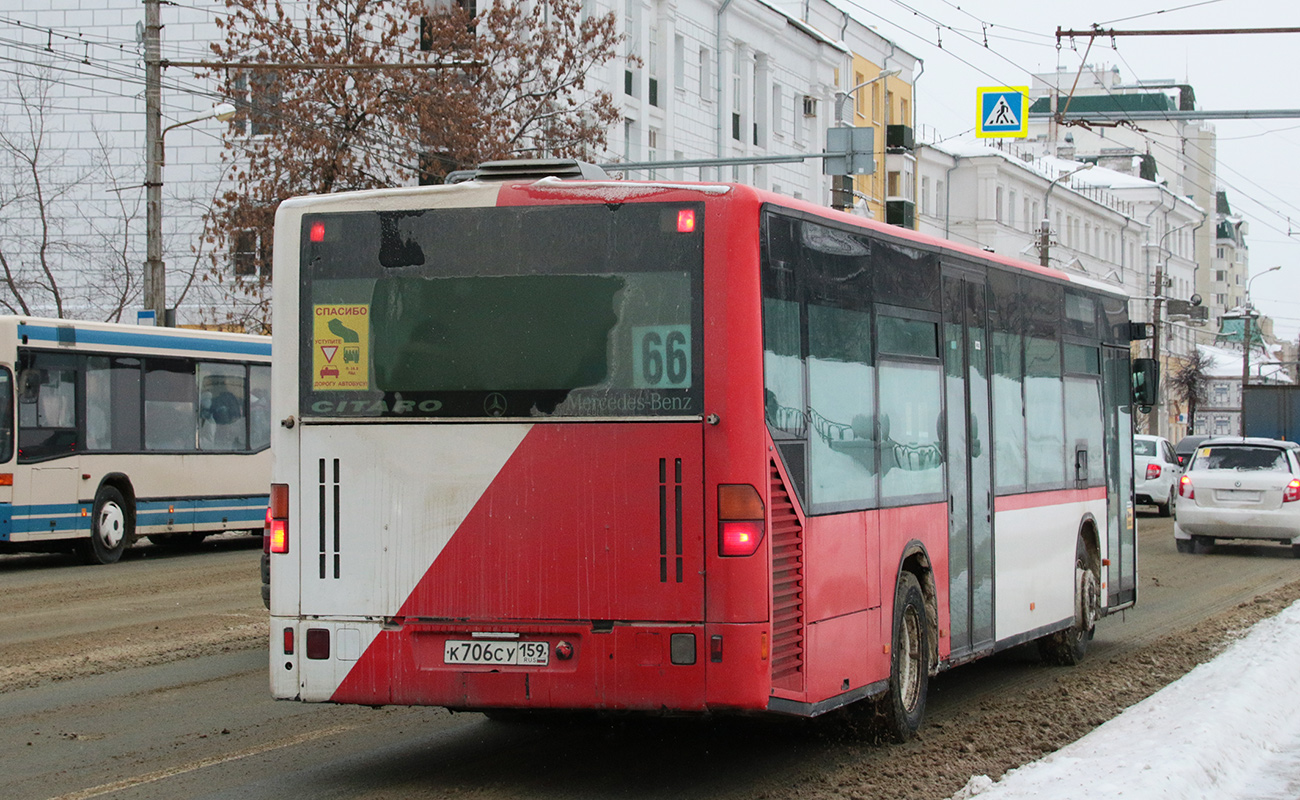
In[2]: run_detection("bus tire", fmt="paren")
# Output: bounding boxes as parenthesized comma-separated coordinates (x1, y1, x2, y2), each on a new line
(1037, 537, 1099, 666)
(881, 571, 929, 742)
(79, 486, 133, 565)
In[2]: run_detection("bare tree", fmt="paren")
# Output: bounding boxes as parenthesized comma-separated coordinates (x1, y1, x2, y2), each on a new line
(0, 66, 144, 321)
(1169, 347, 1212, 435)
(0, 68, 76, 317)
(200, 0, 624, 329)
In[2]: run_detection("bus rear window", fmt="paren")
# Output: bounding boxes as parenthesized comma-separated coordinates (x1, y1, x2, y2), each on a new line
(300, 203, 703, 419)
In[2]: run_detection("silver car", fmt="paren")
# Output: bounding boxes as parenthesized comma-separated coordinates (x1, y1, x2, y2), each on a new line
(1134, 434, 1179, 516)
(1174, 437, 1300, 556)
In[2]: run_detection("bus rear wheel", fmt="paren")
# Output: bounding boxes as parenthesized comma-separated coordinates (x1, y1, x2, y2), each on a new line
(881, 571, 929, 742)
(1037, 538, 1099, 666)
(78, 486, 133, 565)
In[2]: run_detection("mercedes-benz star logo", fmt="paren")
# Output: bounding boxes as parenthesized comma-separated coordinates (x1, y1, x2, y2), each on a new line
(484, 393, 507, 417)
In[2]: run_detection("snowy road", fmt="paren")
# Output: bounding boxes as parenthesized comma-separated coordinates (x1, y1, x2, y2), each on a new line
(952, 599, 1300, 799)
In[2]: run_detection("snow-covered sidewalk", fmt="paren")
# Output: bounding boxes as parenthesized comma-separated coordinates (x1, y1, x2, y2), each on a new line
(951, 600, 1300, 799)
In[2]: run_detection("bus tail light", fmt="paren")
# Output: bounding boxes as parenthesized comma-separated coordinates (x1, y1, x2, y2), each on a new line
(1179, 475, 1194, 500)
(283, 627, 295, 655)
(270, 483, 289, 554)
(718, 484, 764, 557)
(0, 473, 12, 486)
(1146, 463, 1161, 480)
(1285, 479, 1300, 503)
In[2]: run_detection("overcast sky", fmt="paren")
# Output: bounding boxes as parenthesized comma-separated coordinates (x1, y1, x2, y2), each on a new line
(845, 0, 1300, 342)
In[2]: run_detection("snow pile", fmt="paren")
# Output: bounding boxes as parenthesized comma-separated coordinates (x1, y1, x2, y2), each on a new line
(951, 600, 1300, 799)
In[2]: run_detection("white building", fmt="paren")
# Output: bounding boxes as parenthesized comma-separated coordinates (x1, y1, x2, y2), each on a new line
(1025, 66, 1228, 334)
(0, 0, 918, 325)
(916, 136, 1204, 439)
(1195, 342, 1293, 437)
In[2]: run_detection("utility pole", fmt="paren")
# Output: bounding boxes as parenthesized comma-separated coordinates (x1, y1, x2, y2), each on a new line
(1242, 308, 1253, 436)
(1038, 163, 1093, 268)
(143, 0, 164, 324)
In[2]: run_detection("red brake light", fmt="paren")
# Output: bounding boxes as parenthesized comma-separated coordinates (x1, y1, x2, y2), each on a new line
(1146, 463, 1161, 480)
(263, 507, 272, 554)
(718, 484, 764, 557)
(1179, 475, 1194, 499)
(270, 483, 289, 554)
(309, 220, 325, 242)
(677, 208, 696, 233)
(1285, 479, 1300, 503)
(720, 521, 763, 556)
(283, 627, 295, 655)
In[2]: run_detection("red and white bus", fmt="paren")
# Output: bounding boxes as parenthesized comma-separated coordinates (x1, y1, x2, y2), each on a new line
(268, 162, 1148, 739)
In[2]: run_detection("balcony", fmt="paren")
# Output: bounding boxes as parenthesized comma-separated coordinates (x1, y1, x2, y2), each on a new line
(886, 199, 915, 229)
(886, 124, 914, 153)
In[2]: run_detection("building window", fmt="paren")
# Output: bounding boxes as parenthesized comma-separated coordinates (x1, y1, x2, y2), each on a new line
(231, 229, 269, 279)
(419, 0, 477, 47)
(699, 47, 711, 98)
(674, 34, 685, 90)
(772, 83, 783, 137)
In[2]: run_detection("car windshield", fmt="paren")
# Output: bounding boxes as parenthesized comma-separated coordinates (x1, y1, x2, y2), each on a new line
(1190, 445, 1289, 472)
(1134, 440, 1156, 457)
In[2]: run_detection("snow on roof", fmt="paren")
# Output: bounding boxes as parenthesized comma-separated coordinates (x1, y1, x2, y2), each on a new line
(1198, 342, 1294, 383)
(925, 139, 1201, 213)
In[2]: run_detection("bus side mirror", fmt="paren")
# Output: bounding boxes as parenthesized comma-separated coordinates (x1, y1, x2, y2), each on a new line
(1132, 358, 1159, 407)
(17, 369, 42, 404)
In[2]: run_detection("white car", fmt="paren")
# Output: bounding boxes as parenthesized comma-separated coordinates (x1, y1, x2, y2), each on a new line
(1134, 434, 1180, 516)
(1174, 437, 1300, 556)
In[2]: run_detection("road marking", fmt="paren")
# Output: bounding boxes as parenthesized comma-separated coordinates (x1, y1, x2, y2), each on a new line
(49, 723, 361, 800)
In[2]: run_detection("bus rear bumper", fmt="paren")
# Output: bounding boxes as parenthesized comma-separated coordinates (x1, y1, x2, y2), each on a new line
(273, 618, 773, 713)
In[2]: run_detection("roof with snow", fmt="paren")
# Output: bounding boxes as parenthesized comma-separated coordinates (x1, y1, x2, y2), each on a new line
(1198, 342, 1293, 384)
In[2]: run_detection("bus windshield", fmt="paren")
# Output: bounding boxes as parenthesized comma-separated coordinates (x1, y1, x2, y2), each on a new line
(300, 203, 704, 419)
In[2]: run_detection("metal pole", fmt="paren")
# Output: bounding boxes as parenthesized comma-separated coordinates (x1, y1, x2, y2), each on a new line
(1039, 163, 1093, 268)
(144, 0, 164, 324)
(1039, 217, 1051, 268)
(1242, 308, 1252, 436)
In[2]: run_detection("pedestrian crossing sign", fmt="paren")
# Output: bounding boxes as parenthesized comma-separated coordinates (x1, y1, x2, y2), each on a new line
(976, 86, 1028, 138)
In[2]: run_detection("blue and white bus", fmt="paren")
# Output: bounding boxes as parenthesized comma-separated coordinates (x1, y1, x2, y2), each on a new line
(0, 316, 271, 564)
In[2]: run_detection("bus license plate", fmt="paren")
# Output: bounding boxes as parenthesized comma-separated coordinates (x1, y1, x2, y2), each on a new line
(444, 640, 550, 666)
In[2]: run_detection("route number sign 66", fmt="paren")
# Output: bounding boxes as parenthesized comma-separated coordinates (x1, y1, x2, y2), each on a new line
(633, 325, 692, 389)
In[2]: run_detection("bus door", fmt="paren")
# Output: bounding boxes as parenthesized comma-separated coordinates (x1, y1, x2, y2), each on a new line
(17, 357, 81, 538)
(1103, 346, 1137, 608)
(942, 270, 994, 657)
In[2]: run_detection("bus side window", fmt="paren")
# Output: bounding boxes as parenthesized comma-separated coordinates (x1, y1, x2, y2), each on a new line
(198, 362, 249, 452)
(249, 365, 271, 451)
(144, 358, 197, 452)
(17, 358, 78, 461)
(0, 368, 13, 463)
(85, 356, 143, 452)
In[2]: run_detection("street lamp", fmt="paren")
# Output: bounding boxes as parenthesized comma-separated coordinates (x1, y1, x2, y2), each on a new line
(829, 68, 901, 214)
(1038, 162, 1093, 268)
(144, 102, 236, 326)
(832, 68, 901, 125)
(1241, 264, 1282, 435)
